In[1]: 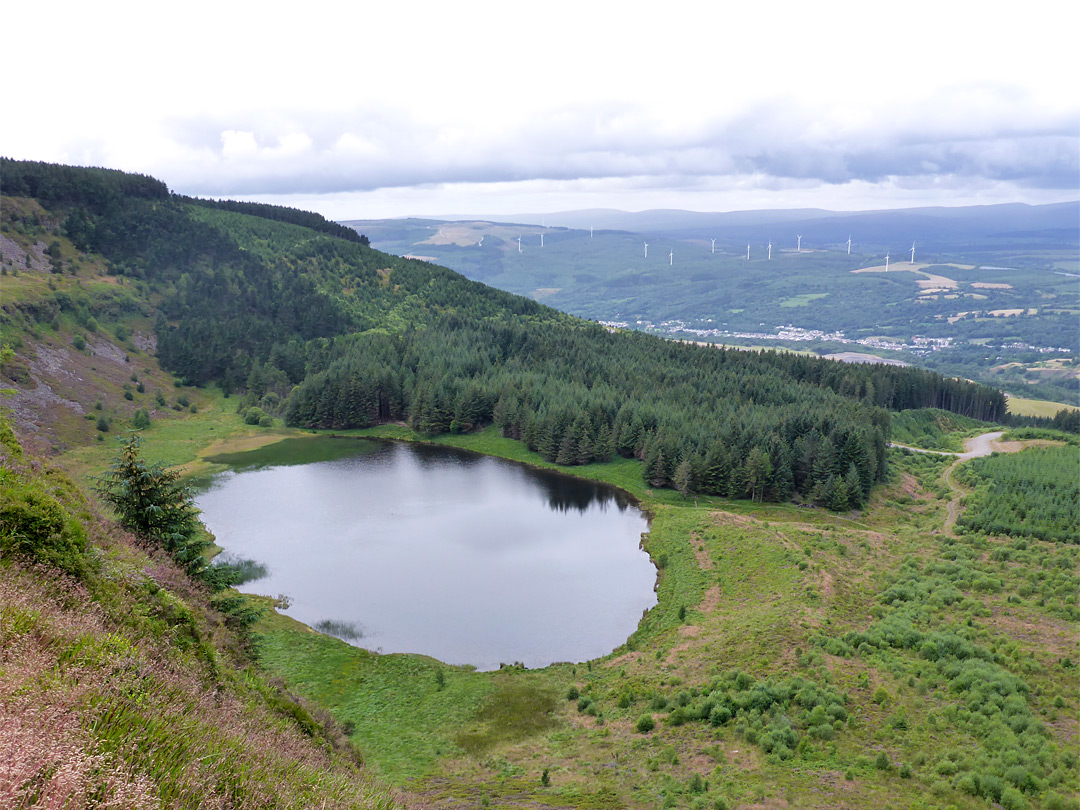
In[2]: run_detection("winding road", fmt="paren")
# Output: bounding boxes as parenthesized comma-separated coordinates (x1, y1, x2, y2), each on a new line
(890, 432, 1006, 533)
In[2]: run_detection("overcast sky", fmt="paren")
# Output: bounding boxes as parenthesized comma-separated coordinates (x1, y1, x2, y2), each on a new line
(4, 1, 1078, 219)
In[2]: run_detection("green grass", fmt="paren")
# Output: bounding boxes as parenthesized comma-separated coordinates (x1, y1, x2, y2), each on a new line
(1005, 394, 1079, 418)
(60, 387, 303, 484)
(255, 611, 494, 782)
(778, 293, 828, 307)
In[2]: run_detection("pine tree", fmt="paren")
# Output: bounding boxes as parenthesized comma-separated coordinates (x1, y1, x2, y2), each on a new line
(673, 458, 694, 498)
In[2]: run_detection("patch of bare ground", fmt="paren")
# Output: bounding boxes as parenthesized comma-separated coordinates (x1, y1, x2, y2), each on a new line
(710, 510, 756, 527)
(737, 800, 790, 810)
(605, 649, 642, 668)
(982, 606, 1078, 660)
(991, 438, 1065, 453)
(819, 570, 835, 601)
(698, 584, 722, 614)
(816, 771, 857, 793)
(900, 472, 934, 500)
(691, 536, 714, 570)
(4, 331, 179, 453)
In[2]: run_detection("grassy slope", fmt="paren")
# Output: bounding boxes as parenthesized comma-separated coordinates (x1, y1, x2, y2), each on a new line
(248, 426, 1079, 810)
(0, 420, 394, 809)
(1006, 395, 1080, 418)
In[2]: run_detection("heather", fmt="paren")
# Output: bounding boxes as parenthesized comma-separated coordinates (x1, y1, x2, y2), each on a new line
(0, 420, 395, 809)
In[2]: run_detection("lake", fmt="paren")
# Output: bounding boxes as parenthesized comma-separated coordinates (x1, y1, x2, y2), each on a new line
(194, 437, 655, 670)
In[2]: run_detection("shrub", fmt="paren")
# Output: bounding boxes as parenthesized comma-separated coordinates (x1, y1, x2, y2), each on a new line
(258, 414, 273, 428)
(566, 686, 579, 701)
(244, 407, 266, 426)
(0, 478, 89, 576)
(72, 335, 86, 351)
(874, 752, 890, 771)
(636, 714, 655, 733)
(1000, 787, 1029, 810)
(133, 409, 150, 429)
(709, 706, 731, 726)
(96, 416, 109, 432)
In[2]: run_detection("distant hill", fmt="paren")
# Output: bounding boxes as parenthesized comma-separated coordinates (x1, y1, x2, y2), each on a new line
(342, 202, 1079, 403)
(411, 201, 1079, 250)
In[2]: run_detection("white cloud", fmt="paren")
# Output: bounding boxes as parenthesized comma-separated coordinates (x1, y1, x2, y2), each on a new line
(3, 0, 1077, 216)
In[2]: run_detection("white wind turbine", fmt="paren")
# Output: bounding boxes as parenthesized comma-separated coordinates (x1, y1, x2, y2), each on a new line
(669, 250, 674, 266)
(796, 234, 803, 253)
(846, 235, 852, 255)
(711, 238, 716, 254)
(540, 233, 544, 248)
(517, 235, 522, 253)
(885, 251, 890, 272)
(747, 243, 751, 260)
(644, 241, 649, 259)
(910, 242, 916, 264)
(768, 240, 772, 260)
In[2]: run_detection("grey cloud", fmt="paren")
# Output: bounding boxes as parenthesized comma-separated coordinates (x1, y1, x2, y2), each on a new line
(157, 87, 1079, 198)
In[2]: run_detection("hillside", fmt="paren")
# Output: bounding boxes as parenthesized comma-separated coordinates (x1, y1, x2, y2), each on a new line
(2, 160, 1078, 810)
(0, 416, 395, 808)
(346, 206, 1079, 404)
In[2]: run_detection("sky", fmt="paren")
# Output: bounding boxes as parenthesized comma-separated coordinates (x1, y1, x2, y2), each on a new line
(4, 0, 1078, 220)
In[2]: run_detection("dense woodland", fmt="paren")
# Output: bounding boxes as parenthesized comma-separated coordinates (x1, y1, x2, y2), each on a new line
(1, 159, 1012, 506)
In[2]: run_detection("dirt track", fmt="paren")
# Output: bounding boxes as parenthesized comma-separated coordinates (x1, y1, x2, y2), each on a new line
(891, 432, 1010, 534)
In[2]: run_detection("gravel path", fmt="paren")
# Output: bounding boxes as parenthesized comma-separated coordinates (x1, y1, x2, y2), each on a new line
(891, 431, 1007, 534)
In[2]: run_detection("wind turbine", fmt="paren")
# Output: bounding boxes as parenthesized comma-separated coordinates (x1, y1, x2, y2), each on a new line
(540, 233, 544, 248)
(590, 225, 594, 238)
(768, 240, 772, 260)
(747, 243, 751, 260)
(669, 250, 674, 266)
(885, 251, 890, 272)
(910, 242, 916, 264)
(517, 235, 522, 253)
(644, 241, 649, 259)
(477, 236, 484, 247)
(711, 238, 716, 254)
(796, 234, 803, 253)
(846, 235, 852, 255)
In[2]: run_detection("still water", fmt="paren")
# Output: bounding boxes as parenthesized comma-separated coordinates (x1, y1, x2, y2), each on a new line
(194, 438, 655, 670)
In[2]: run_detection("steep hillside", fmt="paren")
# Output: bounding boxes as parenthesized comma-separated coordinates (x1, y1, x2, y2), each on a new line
(0, 416, 394, 808)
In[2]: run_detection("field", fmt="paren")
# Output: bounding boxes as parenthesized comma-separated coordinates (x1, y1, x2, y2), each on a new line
(1006, 395, 1080, 418)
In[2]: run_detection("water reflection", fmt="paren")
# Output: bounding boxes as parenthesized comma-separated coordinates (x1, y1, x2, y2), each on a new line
(196, 438, 655, 670)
